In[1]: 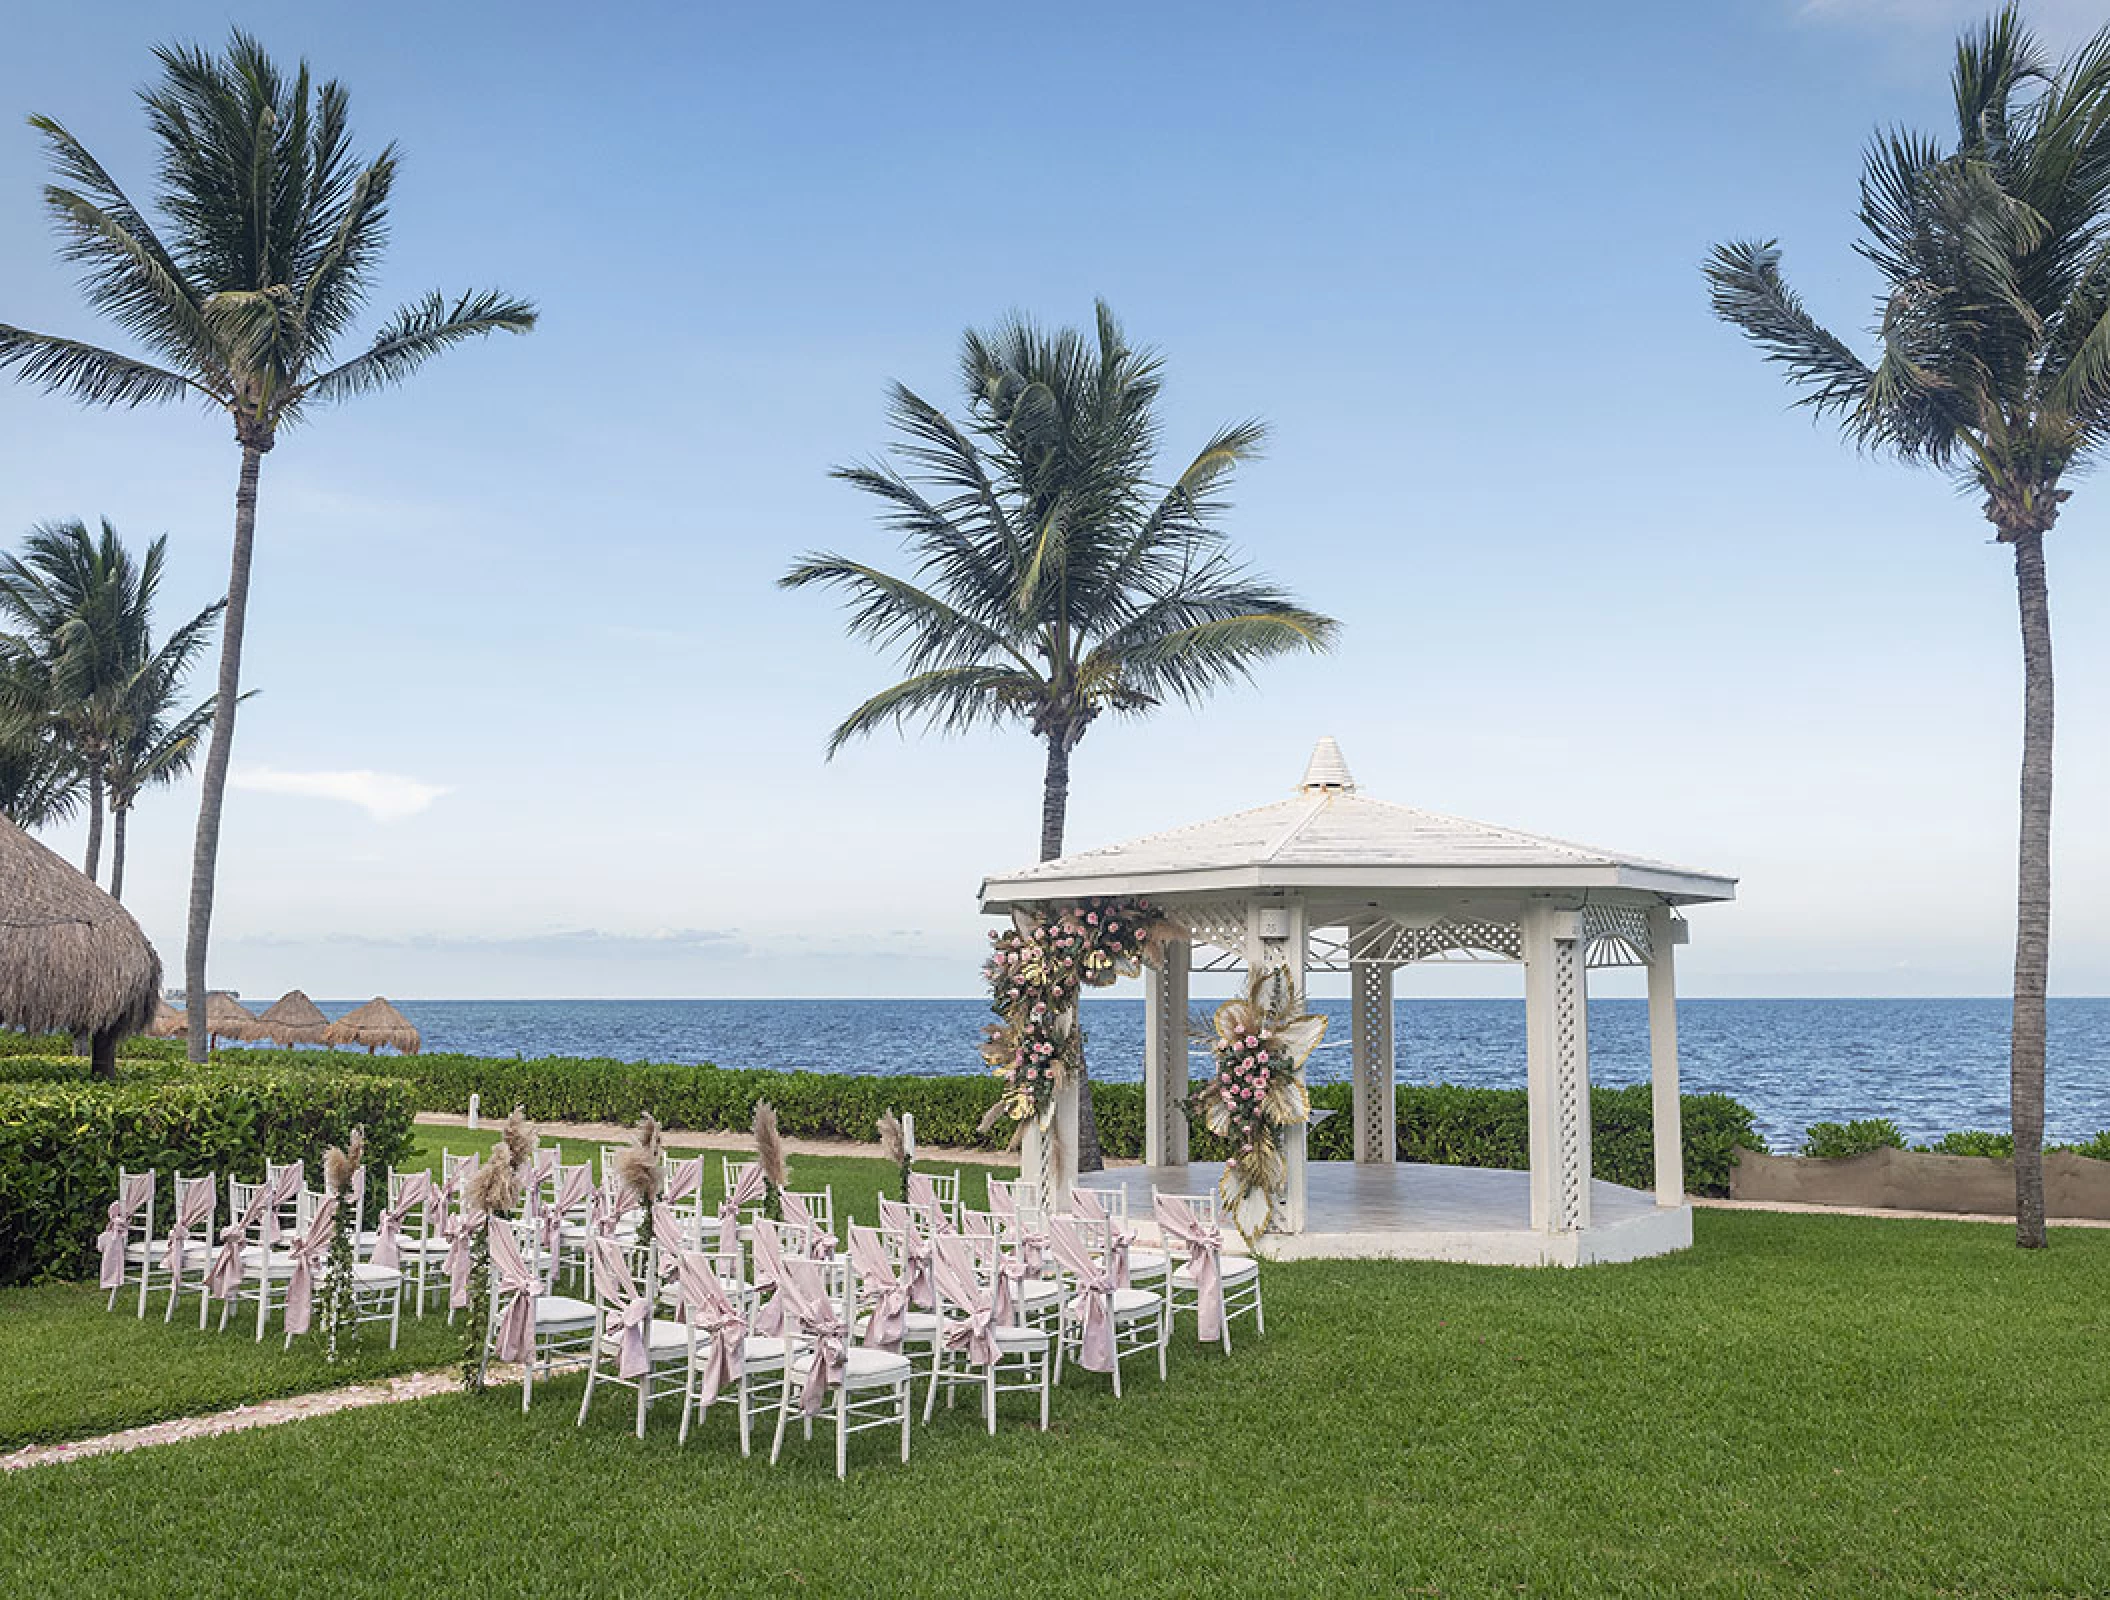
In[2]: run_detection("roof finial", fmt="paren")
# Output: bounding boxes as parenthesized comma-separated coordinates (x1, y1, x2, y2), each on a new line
(1299, 736, 1355, 794)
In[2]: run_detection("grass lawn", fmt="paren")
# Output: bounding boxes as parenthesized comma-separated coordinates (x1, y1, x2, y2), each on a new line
(0, 1129, 998, 1451)
(3, 1192, 2108, 1597)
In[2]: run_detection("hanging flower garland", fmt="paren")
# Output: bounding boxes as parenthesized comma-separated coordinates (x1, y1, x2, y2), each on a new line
(319, 1127, 366, 1364)
(1192, 967, 1327, 1243)
(979, 896, 1164, 1132)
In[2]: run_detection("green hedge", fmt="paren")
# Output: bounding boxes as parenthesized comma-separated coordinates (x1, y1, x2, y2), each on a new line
(240, 1049, 1758, 1199)
(0, 1063, 416, 1286)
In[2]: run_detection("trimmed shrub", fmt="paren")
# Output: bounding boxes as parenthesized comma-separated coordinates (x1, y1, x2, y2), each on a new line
(1918, 1129, 2015, 1159)
(0, 1029, 183, 1061)
(249, 1048, 1758, 1198)
(0, 1064, 415, 1286)
(1800, 1118, 1907, 1159)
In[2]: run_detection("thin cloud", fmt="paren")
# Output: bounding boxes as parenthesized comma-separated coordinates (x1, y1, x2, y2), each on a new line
(231, 766, 451, 822)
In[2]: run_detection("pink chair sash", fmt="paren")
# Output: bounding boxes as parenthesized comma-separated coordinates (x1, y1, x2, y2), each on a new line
(206, 1168, 300, 1300)
(259, 1162, 303, 1249)
(165, 1176, 216, 1276)
(370, 1171, 436, 1272)
(780, 1260, 848, 1416)
(907, 1171, 941, 1212)
(1047, 1215, 1116, 1373)
(878, 1197, 936, 1310)
(530, 1148, 559, 1189)
(97, 1173, 154, 1289)
(1154, 1195, 1225, 1342)
(989, 1190, 1047, 1276)
(282, 1197, 339, 1337)
(1070, 1188, 1134, 1288)
(779, 1190, 834, 1258)
(932, 1233, 1000, 1367)
(589, 1235, 654, 1380)
(715, 1163, 767, 1282)
(539, 1165, 594, 1262)
(487, 1220, 540, 1366)
(443, 1201, 486, 1310)
(664, 1157, 704, 1206)
(847, 1225, 908, 1351)
(747, 1217, 790, 1337)
(673, 1250, 747, 1408)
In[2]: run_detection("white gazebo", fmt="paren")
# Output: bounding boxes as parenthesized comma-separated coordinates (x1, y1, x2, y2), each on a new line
(978, 738, 1736, 1266)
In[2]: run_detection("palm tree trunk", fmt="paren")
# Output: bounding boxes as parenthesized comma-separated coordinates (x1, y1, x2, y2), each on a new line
(82, 764, 104, 884)
(1041, 731, 1108, 1172)
(1040, 735, 1070, 863)
(109, 804, 127, 903)
(185, 443, 263, 1064)
(89, 1026, 117, 1083)
(2010, 529, 2053, 1250)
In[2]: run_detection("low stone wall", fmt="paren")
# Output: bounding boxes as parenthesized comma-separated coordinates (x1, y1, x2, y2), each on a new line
(1729, 1145, 2110, 1220)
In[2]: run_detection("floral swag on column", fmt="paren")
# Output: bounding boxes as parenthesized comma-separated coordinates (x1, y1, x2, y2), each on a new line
(1192, 967, 1327, 1243)
(979, 898, 1168, 1145)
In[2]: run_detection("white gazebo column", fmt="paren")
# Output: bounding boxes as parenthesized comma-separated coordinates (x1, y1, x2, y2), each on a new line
(1247, 898, 1309, 1233)
(1350, 962, 1396, 1165)
(1645, 905, 1686, 1207)
(1521, 905, 1592, 1234)
(1021, 999, 1081, 1207)
(1144, 937, 1191, 1168)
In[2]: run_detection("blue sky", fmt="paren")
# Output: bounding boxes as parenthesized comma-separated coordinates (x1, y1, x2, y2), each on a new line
(1, 0, 2105, 1000)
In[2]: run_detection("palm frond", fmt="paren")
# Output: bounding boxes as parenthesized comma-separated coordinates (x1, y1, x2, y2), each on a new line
(823, 665, 1042, 755)
(0, 325, 206, 408)
(293, 288, 535, 408)
(779, 555, 1034, 675)
(1704, 240, 1876, 416)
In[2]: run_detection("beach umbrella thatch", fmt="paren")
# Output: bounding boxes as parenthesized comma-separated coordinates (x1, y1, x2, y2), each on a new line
(321, 996, 421, 1056)
(145, 997, 187, 1039)
(0, 815, 161, 1075)
(254, 988, 330, 1048)
(202, 991, 260, 1044)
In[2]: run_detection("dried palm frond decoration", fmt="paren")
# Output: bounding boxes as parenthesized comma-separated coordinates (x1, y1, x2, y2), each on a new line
(614, 1114, 664, 1210)
(1190, 966, 1327, 1243)
(753, 1100, 786, 1220)
(877, 1109, 912, 1203)
(323, 1126, 366, 1202)
(499, 1105, 535, 1173)
(468, 1143, 523, 1220)
(980, 896, 1161, 1132)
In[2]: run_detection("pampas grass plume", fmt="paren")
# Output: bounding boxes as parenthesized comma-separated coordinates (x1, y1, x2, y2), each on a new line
(753, 1100, 786, 1189)
(876, 1110, 906, 1167)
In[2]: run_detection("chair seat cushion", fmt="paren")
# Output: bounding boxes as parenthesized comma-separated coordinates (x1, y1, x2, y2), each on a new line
(790, 1346, 911, 1388)
(739, 1334, 791, 1369)
(132, 1241, 213, 1266)
(238, 1247, 297, 1277)
(1173, 1256, 1258, 1289)
(350, 1263, 401, 1288)
(853, 1310, 943, 1343)
(1124, 1249, 1170, 1278)
(600, 1317, 688, 1357)
(1108, 1287, 1163, 1321)
(992, 1323, 1052, 1352)
(534, 1294, 596, 1329)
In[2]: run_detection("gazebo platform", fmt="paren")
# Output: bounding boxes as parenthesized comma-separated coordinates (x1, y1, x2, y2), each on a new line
(1102, 1160, 1693, 1267)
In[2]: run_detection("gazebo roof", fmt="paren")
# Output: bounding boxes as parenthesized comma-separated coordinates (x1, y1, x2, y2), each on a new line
(981, 738, 1737, 912)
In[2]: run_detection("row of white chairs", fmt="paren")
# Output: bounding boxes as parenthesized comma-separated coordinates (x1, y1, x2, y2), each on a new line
(481, 1178, 1260, 1478)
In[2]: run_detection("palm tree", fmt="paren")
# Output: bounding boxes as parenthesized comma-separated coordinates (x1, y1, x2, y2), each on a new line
(784, 301, 1338, 1166)
(0, 519, 223, 899)
(0, 518, 140, 879)
(1705, 8, 2110, 1248)
(102, 590, 225, 906)
(0, 689, 78, 831)
(0, 32, 535, 1060)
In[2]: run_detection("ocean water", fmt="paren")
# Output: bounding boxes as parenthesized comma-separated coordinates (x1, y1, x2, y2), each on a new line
(287, 997, 2110, 1152)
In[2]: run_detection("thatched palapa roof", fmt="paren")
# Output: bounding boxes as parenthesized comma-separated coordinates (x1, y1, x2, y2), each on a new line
(203, 991, 260, 1043)
(255, 988, 329, 1048)
(322, 996, 420, 1055)
(0, 815, 160, 1039)
(145, 997, 187, 1038)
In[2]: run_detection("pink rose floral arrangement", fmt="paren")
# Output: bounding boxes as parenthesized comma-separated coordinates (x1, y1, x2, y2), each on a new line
(980, 897, 1162, 1130)
(1191, 967, 1327, 1241)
